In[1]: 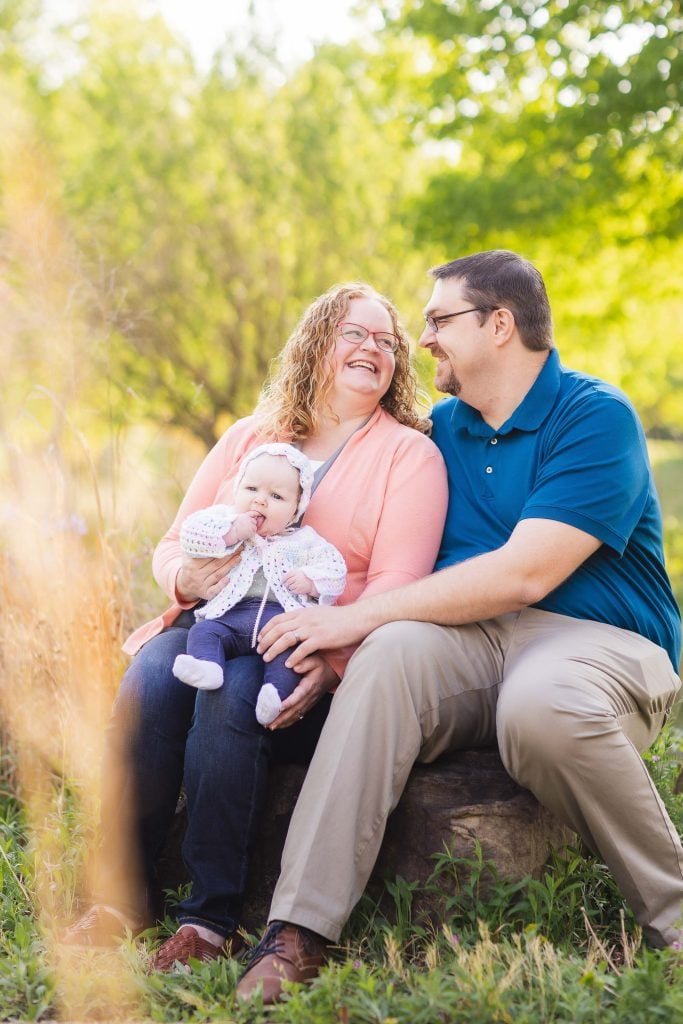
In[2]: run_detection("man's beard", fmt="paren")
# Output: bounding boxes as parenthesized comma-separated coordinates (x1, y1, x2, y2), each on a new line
(435, 356, 460, 396)
(441, 371, 460, 396)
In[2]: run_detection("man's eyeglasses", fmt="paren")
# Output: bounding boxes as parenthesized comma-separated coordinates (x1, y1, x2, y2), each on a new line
(337, 322, 400, 354)
(424, 307, 495, 333)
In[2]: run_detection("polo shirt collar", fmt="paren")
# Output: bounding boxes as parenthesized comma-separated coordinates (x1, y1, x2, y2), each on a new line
(450, 348, 561, 437)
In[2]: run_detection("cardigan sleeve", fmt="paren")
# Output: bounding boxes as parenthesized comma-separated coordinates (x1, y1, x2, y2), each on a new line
(180, 505, 242, 559)
(298, 532, 347, 605)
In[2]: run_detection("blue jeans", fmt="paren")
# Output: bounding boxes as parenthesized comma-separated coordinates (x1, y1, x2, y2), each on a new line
(186, 599, 300, 703)
(99, 611, 330, 936)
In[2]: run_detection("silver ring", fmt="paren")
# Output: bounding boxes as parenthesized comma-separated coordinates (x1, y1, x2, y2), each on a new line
(292, 631, 301, 644)
(298, 713, 304, 720)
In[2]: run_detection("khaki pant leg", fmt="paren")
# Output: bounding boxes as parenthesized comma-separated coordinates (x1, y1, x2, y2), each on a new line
(269, 617, 509, 941)
(497, 609, 683, 948)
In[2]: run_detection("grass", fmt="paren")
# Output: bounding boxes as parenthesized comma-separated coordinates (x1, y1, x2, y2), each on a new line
(1, 668, 682, 1023)
(0, 442, 681, 1022)
(1, 785, 683, 1022)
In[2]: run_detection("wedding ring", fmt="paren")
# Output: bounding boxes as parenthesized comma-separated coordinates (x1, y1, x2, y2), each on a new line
(292, 631, 301, 644)
(298, 713, 304, 720)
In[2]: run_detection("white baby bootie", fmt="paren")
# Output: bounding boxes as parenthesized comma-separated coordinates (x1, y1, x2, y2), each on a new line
(255, 683, 282, 726)
(173, 654, 224, 690)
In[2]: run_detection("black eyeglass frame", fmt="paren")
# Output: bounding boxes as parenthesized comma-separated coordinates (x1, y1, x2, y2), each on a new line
(424, 307, 498, 333)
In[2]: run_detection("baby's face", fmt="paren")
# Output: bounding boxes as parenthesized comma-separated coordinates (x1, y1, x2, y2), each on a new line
(234, 454, 301, 536)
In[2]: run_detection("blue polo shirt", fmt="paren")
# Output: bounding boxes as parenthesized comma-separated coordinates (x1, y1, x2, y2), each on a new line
(431, 348, 682, 670)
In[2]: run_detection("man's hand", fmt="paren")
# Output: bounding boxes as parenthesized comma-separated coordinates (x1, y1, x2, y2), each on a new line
(256, 603, 371, 670)
(176, 550, 241, 602)
(267, 655, 339, 730)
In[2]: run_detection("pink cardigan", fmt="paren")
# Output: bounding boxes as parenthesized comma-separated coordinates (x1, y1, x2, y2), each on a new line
(124, 406, 448, 679)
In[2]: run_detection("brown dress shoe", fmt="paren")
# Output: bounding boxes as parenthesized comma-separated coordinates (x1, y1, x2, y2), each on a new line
(150, 925, 244, 973)
(236, 920, 329, 1004)
(61, 904, 149, 948)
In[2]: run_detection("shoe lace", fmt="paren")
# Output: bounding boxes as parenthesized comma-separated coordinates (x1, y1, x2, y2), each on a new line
(246, 921, 287, 966)
(246, 920, 323, 967)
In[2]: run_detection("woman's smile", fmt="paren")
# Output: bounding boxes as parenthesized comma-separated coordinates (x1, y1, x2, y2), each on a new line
(345, 357, 378, 374)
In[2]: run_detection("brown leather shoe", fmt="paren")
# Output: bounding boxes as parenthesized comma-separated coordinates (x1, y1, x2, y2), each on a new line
(236, 920, 329, 1004)
(150, 925, 244, 973)
(61, 904, 149, 948)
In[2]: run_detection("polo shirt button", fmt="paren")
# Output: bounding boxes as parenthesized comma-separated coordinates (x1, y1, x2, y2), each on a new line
(490, 437, 498, 445)
(485, 466, 493, 474)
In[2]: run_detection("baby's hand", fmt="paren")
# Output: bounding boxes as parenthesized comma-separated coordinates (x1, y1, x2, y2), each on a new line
(283, 570, 319, 597)
(224, 512, 260, 544)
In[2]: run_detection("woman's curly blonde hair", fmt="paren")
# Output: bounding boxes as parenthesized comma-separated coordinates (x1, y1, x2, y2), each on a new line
(254, 283, 431, 440)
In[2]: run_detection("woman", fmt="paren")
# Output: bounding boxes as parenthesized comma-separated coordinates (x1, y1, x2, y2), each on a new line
(64, 283, 448, 969)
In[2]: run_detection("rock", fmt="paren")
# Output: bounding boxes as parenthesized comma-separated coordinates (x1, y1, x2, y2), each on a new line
(371, 748, 574, 921)
(378, 749, 572, 884)
(156, 747, 574, 930)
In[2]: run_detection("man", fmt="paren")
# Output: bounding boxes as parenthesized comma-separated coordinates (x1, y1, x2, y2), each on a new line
(237, 250, 683, 1004)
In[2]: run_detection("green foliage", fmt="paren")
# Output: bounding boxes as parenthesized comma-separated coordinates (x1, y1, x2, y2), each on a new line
(643, 722, 683, 822)
(3, 4, 423, 450)
(349, 840, 631, 966)
(0, 803, 54, 1020)
(1, 752, 683, 1021)
(422, 842, 627, 947)
(374, 0, 683, 437)
(3, 0, 683, 449)
(376, 0, 681, 228)
(651, 441, 683, 618)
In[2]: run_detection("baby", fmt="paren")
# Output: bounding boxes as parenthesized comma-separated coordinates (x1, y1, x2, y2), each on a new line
(172, 443, 347, 725)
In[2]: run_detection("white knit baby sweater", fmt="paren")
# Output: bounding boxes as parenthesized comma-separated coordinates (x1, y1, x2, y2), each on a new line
(180, 504, 347, 621)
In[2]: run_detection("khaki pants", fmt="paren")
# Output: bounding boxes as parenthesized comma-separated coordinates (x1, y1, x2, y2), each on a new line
(270, 609, 683, 947)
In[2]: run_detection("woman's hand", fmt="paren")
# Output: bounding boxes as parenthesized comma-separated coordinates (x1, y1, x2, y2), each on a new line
(267, 655, 339, 731)
(176, 551, 241, 602)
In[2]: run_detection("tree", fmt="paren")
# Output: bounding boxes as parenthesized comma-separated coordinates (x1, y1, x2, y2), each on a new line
(38, 5, 423, 447)
(372, 0, 683, 434)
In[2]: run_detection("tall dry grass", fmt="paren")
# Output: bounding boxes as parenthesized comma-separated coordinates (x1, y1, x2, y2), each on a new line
(1, 79, 149, 1019)
(0, 436, 152, 1014)
(1, 70, 214, 1017)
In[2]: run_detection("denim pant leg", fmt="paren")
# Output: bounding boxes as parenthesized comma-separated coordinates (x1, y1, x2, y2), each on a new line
(98, 621, 196, 920)
(179, 653, 330, 936)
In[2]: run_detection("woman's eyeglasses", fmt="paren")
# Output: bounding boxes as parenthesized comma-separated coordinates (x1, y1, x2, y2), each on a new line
(337, 322, 400, 354)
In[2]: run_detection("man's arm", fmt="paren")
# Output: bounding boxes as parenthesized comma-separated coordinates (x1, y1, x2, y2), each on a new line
(257, 518, 601, 667)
